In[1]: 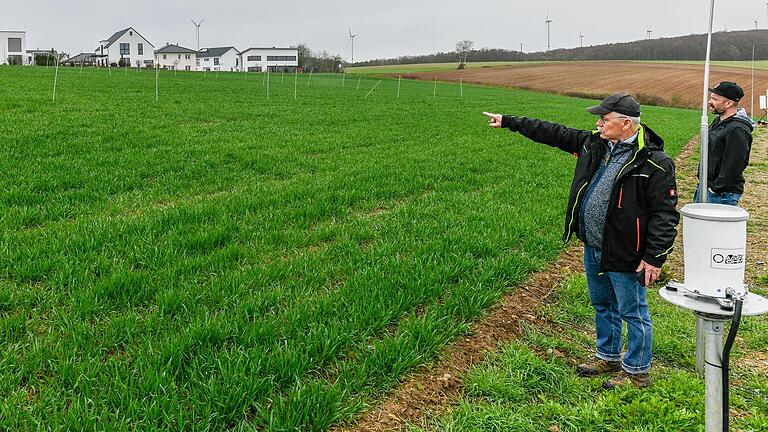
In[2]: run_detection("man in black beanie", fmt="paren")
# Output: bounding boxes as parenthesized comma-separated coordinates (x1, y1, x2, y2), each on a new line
(697, 81, 753, 205)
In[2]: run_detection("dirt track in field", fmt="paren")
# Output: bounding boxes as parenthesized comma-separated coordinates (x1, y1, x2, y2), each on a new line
(403, 62, 768, 110)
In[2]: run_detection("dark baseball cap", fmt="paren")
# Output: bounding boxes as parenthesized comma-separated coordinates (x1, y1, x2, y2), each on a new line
(586, 93, 641, 117)
(709, 81, 743, 102)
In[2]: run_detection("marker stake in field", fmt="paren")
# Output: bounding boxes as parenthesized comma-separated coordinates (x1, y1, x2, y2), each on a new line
(294, 68, 298, 100)
(460, 78, 463, 98)
(364, 80, 382, 100)
(155, 64, 159, 102)
(356, 76, 361, 91)
(397, 75, 401, 98)
(433, 74, 437, 97)
(52, 56, 60, 103)
(342, 69, 346, 88)
(308, 68, 314, 86)
(266, 68, 270, 99)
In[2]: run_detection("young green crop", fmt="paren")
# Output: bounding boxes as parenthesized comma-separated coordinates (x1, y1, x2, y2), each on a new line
(0, 65, 699, 430)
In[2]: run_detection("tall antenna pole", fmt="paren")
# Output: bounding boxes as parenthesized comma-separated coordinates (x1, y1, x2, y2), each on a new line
(700, 0, 716, 205)
(545, 12, 552, 51)
(191, 18, 205, 51)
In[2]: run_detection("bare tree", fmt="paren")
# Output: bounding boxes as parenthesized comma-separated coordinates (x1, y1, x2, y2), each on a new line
(456, 39, 474, 69)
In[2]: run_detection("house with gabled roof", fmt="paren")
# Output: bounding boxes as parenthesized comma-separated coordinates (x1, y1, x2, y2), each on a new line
(197, 46, 240, 72)
(95, 27, 154, 67)
(155, 44, 197, 71)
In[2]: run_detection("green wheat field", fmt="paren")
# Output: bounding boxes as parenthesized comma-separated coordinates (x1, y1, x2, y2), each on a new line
(1, 65, 734, 431)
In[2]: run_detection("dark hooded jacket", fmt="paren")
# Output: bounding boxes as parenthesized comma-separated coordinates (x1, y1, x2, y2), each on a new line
(501, 116, 679, 272)
(704, 112, 753, 194)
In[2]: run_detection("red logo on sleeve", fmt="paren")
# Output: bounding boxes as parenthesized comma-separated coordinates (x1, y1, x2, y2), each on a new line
(668, 188, 677, 197)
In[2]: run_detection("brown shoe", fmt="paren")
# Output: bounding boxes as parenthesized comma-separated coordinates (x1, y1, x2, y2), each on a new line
(576, 357, 621, 377)
(603, 371, 651, 389)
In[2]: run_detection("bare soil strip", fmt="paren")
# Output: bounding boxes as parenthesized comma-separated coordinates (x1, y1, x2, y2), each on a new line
(336, 128, 768, 431)
(403, 62, 768, 109)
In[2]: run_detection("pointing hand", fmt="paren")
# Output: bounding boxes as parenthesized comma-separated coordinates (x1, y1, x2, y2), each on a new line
(483, 112, 503, 128)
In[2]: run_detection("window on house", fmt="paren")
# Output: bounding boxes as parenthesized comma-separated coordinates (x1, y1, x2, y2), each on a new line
(267, 56, 297, 62)
(178, 54, 181, 59)
(163, 54, 166, 60)
(247, 55, 261, 61)
(130, 31, 133, 36)
(8, 38, 22, 52)
(196, 59, 200, 66)
(138, 43, 143, 55)
(204, 58, 209, 62)
(185, 66, 191, 71)
(214, 58, 219, 65)
(120, 43, 130, 55)
(185, 54, 191, 60)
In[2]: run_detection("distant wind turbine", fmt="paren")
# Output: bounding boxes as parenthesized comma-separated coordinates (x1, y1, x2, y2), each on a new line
(646, 29, 652, 39)
(756, 19, 759, 30)
(191, 18, 206, 51)
(545, 11, 552, 51)
(348, 28, 357, 63)
(579, 32, 584, 48)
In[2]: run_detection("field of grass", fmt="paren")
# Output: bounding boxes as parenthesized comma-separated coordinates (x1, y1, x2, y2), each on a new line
(349, 59, 768, 76)
(346, 61, 551, 74)
(0, 65, 699, 430)
(413, 272, 768, 432)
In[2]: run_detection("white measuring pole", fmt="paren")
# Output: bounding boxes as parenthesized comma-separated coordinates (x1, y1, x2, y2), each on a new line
(308, 68, 314, 86)
(460, 77, 463, 97)
(52, 56, 60, 102)
(266, 67, 270, 99)
(356, 76, 361, 90)
(397, 75, 401, 98)
(433, 74, 437, 97)
(751, 44, 755, 120)
(294, 68, 298, 100)
(364, 80, 382, 100)
(155, 64, 159, 102)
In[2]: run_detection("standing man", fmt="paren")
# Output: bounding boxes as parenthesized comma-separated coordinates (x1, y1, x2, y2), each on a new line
(697, 81, 753, 205)
(484, 93, 679, 389)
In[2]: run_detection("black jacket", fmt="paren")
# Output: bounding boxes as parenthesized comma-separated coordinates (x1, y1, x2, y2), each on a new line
(705, 114, 753, 194)
(501, 116, 679, 272)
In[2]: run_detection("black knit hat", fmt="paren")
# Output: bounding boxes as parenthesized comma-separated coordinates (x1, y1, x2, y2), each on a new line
(709, 81, 744, 102)
(586, 93, 641, 117)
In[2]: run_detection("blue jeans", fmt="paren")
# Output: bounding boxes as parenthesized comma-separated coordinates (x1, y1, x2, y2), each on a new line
(583, 245, 653, 374)
(693, 185, 742, 206)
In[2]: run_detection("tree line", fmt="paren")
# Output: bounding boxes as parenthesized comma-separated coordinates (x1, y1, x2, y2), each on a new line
(354, 29, 768, 67)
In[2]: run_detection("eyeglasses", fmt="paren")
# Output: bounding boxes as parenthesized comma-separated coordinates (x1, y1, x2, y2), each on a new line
(597, 115, 629, 123)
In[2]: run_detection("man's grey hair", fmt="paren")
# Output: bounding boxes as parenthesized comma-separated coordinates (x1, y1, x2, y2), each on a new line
(628, 116, 641, 125)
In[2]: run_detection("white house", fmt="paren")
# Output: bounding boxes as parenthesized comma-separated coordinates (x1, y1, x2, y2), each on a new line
(197, 46, 240, 72)
(239, 47, 298, 72)
(1, 31, 27, 65)
(95, 27, 155, 67)
(155, 44, 197, 71)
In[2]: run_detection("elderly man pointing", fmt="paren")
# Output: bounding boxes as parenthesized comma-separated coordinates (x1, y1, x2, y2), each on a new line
(484, 93, 679, 389)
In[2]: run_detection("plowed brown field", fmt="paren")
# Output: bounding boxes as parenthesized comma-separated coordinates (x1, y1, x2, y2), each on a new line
(404, 61, 768, 110)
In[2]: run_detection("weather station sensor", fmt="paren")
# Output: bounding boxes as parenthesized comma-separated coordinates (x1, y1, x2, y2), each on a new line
(660, 204, 768, 432)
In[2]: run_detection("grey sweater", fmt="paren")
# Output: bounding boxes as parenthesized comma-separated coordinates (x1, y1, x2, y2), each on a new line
(579, 136, 637, 249)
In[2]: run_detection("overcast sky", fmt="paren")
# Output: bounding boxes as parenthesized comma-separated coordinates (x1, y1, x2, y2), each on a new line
(2, 1, 767, 60)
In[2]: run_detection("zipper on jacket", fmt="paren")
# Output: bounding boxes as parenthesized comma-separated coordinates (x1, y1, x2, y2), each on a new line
(567, 181, 589, 240)
(636, 218, 641, 252)
(617, 187, 623, 209)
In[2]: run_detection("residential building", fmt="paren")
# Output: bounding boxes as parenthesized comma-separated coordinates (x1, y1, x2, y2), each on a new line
(239, 47, 298, 72)
(26, 49, 59, 66)
(1, 31, 27, 65)
(155, 44, 197, 71)
(197, 46, 240, 72)
(62, 52, 100, 67)
(95, 27, 155, 67)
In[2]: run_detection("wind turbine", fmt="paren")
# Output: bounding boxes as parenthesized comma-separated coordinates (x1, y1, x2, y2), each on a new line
(755, 19, 759, 30)
(647, 29, 653, 39)
(191, 18, 206, 51)
(545, 11, 552, 51)
(579, 32, 584, 48)
(348, 28, 357, 63)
